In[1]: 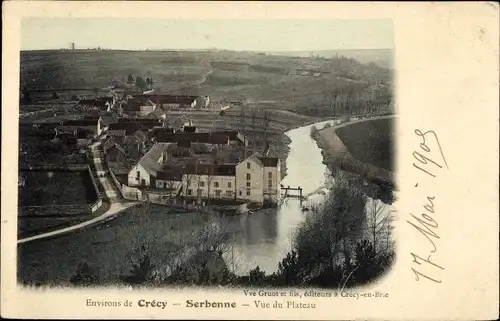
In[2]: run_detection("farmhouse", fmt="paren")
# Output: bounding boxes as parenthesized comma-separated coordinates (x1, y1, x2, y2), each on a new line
(154, 131, 245, 148)
(122, 99, 157, 117)
(128, 143, 171, 187)
(59, 117, 103, 137)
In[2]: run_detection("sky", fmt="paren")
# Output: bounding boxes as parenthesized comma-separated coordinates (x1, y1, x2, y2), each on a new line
(21, 18, 393, 51)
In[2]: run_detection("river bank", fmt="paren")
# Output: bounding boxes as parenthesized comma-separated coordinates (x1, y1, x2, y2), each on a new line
(17, 120, 333, 285)
(311, 117, 396, 204)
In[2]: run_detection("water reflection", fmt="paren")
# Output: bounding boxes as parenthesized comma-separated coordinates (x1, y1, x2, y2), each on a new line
(224, 121, 334, 275)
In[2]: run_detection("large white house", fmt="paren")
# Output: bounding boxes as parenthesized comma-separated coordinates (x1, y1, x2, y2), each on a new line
(235, 152, 281, 203)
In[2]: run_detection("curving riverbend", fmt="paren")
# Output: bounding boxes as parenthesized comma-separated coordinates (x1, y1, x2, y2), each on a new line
(17, 120, 344, 284)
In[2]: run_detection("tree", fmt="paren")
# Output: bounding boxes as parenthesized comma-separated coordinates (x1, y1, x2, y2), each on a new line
(365, 199, 391, 253)
(119, 244, 156, 285)
(127, 74, 134, 84)
(22, 87, 32, 103)
(135, 76, 146, 91)
(293, 172, 367, 284)
(310, 125, 318, 138)
(70, 262, 99, 286)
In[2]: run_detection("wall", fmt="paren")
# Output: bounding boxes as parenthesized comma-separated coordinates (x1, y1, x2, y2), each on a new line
(235, 158, 264, 203)
(122, 184, 143, 200)
(183, 174, 236, 199)
(127, 163, 151, 187)
(155, 179, 182, 191)
(262, 165, 280, 202)
(19, 204, 92, 216)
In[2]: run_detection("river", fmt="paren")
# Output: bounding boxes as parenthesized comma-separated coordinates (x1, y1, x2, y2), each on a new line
(16, 120, 341, 284)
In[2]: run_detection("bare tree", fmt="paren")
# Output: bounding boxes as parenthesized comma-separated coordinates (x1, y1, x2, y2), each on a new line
(365, 199, 391, 254)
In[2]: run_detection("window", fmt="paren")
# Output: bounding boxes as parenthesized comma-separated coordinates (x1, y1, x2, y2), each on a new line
(246, 182, 251, 188)
(247, 162, 251, 169)
(197, 189, 202, 196)
(187, 189, 192, 196)
(214, 182, 219, 188)
(246, 173, 251, 180)
(215, 190, 221, 197)
(228, 182, 232, 188)
(164, 182, 167, 188)
(239, 191, 242, 196)
(136, 171, 140, 179)
(246, 190, 251, 196)
(268, 180, 272, 188)
(226, 190, 232, 197)
(200, 181, 205, 187)
(268, 172, 272, 179)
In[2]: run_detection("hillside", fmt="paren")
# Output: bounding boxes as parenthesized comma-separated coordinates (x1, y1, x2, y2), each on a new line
(265, 49, 394, 69)
(20, 49, 394, 118)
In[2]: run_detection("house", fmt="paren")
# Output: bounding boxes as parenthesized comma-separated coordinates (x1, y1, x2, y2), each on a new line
(107, 121, 161, 138)
(195, 96, 211, 109)
(128, 143, 171, 187)
(145, 109, 168, 121)
(155, 132, 230, 148)
(154, 131, 244, 148)
(183, 126, 197, 133)
(122, 99, 157, 117)
(235, 152, 280, 203)
(78, 99, 97, 110)
(136, 94, 198, 109)
(123, 130, 149, 161)
(182, 163, 237, 199)
(155, 166, 183, 190)
(76, 129, 93, 147)
(59, 117, 103, 137)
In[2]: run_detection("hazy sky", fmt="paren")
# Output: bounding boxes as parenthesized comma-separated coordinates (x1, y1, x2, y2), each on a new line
(21, 18, 393, 51)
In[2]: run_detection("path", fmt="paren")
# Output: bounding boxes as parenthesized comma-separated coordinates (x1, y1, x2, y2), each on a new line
(17, 139, 137, 244)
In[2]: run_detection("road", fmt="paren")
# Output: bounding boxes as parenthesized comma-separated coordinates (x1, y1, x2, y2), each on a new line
(17, 140, 137, 244)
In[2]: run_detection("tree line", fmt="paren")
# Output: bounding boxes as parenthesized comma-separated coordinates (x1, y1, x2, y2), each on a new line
(66, 171, 395, 289)
(127, 74, 154, 91)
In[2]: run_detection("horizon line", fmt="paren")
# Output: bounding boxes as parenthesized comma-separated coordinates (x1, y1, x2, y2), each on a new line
(21, 47, 393, 52)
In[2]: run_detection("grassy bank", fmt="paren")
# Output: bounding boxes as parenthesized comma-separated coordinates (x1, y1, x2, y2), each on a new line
(312, 117, 395, 203)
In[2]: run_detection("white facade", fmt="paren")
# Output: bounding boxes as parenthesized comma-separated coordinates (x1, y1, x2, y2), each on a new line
(128, 163, 151, 186)
(235, 157, 264, 203)
(262, 163, 281, 202)
(183, 174, 236, 200)
(155, 179, 182, 191)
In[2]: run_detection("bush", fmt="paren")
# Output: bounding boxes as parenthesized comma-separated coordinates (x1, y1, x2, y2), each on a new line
(70, 262, 99, 286)
(310, 125, 318, 138)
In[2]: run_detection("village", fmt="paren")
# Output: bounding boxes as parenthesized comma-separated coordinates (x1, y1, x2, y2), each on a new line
(18, 84, 287, 224)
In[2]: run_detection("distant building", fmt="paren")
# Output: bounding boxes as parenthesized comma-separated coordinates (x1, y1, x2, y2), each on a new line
(121, 99, 157, 117)
(59, 117, 103, 137)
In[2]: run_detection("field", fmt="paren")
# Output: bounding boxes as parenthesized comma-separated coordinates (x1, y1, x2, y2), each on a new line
(335, 117, 394, 171)
(18, 170, 98, 207)
(17, 203, 207, 285)
(20, 49, 393, 119)
(314, 117, 395, 185)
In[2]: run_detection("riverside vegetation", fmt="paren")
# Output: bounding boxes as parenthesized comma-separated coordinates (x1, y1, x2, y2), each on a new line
(65, 172, 395, 289)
